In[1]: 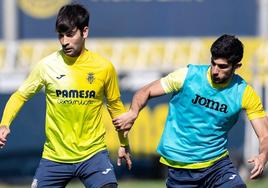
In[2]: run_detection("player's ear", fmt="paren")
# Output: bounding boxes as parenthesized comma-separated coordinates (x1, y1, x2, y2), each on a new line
(82, 26, 89, 39)
(234, 63, 242, 70)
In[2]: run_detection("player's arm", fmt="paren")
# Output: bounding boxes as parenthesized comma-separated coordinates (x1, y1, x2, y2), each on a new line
(113, 67, 188, 131)
(106, 98, 130, 146)
(113, 80, 165, 132)
(0, 92, 26, 147)
(249, 117, 268, 179)
(104, 63, 129, 145)
(108, 80, 164, 170)
(0, 62, 45, 148)
(243, 85, 268, 179)
(104, 63, 131, 169)
(107, 100, 132, 170)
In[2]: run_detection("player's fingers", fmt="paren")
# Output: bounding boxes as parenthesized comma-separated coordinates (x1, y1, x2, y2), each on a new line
(112, 118, 119, 125)
(114, 124, 122, 131)
(124, 154, 132, 170)
(250, 172, 257, 179)
(116, 125, 130, 131)
(0, 138, 7, 148)
(250, 159, 261, 179)
(2, 131, 10, 138)
(117, 157, 122, 167)
(0, 141, 5, 148)
(250, 166, 263, 179)
(126, 159, 132, 170)
(113, 122, 120, 128)
(0, 136, 6, 142)
(0, 137, 6, 142)
(250, 162, 259, 175)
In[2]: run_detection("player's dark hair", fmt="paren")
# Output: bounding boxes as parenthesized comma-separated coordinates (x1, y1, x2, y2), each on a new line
(210, 34, 244, 65)
(56, 3, 89, 34)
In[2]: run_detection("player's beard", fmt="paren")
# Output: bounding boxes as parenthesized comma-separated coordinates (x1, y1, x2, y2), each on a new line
(211, 74, 233, 84)
(62, 39, 85, 57)
(62, 47, 82, 57)
(63, 48, 73, 56)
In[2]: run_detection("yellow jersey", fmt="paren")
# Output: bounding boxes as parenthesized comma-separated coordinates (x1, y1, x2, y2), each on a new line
(1, 49, 127, 163)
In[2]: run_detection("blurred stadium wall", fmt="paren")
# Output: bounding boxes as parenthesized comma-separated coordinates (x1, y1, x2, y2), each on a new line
(0, 0, 268, 182)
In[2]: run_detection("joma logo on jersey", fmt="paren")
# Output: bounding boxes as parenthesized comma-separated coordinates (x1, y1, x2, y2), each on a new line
(56, 89, 96, 98)
(192, 94, 228, 113)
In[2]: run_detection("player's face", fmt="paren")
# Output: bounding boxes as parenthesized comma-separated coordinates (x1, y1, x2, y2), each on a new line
(210, 58, 238, 84)
(58, 26, 88, 57)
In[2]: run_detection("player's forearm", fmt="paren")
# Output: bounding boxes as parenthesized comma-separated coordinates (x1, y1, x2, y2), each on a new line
(129, 86, 151, 117)
(259, 117, 268, 161)
(259, 136, 268, 161)
(0, 91, 26, 126)
(129, 80, 164, 117)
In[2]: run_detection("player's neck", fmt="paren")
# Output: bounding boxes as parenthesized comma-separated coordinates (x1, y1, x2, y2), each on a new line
(61, 48, 88, 65)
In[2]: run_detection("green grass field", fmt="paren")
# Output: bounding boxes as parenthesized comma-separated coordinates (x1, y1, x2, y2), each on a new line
(0, 178, 268, 188)
(76, 178, 268, 188)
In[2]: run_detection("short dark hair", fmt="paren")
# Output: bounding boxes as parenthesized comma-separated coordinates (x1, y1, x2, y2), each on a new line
(55, 3, 89, 33)
(210, 34, 244, 65)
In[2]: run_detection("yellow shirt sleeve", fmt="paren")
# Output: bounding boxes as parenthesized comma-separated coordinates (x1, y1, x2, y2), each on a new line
(18, 61, 45, 99)
(104, 63, 129, 146)
(1, 62, 45, 127)
(105, 63, 125, 118)
(160, 67, 188, 93)
(0, 91, 26, 126)
(242, 85, 266, 120)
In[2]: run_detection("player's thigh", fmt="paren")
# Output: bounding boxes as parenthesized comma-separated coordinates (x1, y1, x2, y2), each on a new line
(166, 167, 206, 188)
(78, 150, 117, 188)
(213, 167, 246, 188)
(31, 158, 73, 188)
(207, 157, 246, 188)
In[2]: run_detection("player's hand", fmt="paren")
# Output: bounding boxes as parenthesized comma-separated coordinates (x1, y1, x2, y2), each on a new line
(113, 110, 137, 131)
(247, 153, 267, 179)
(0, 125, 10, 148)
(117, 145, 132, 170)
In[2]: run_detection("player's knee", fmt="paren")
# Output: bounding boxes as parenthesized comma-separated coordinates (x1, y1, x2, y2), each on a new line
(101, 183, 117, 188)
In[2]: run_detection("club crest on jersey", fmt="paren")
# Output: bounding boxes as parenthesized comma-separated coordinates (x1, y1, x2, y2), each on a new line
(87, 73, 95, 84)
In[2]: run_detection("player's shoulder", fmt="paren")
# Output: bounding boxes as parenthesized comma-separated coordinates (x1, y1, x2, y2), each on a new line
(186, 64, 209, 78)
(244, 84, 257, 95)
(90, 50, 111, 63)
(38, 51, 61, 66)
(187, 64, 209, 72)
(89, 50, 114, 69)
(30, 51, 58, 71)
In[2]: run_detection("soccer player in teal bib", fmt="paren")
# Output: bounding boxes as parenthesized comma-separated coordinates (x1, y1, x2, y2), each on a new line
(0, 3, 131, 188)
(113, 35, 268, 188)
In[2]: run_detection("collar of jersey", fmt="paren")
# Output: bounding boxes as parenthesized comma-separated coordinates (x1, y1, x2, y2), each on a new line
(61, 49, 91, 65)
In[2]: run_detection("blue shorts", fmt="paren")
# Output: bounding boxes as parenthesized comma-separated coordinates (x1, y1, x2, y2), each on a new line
(166, 156, 246, 188)
(31, 150, 117, 188)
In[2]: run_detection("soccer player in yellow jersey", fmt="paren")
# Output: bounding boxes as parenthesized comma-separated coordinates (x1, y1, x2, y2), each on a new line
(113, 35, 268, 187)
(0, 3, 131, 188)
